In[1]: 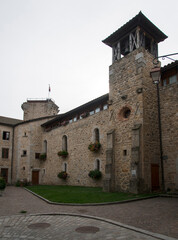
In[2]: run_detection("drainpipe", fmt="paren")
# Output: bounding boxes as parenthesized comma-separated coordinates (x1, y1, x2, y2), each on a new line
(11, 126, 15, 184)
(156, 83, 165, 192)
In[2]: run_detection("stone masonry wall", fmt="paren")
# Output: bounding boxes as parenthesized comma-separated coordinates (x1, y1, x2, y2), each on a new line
(160, 82, 178, 191)
(0, 125, 13, 183)
(13, 109, 109, 187)
(41, 109, 109, 187)
(21, 99, 59, 121)
(108, 48, 160, 192)
(142, 53, 160, 191)
(13, 118, 48, 183)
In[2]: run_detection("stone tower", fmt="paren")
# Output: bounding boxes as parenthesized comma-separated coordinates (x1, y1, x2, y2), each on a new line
(103, 12, 167, 193)
(21, 99, 59, 121)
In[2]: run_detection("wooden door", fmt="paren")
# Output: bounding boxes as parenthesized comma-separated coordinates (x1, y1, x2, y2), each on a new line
(32, 170, 39, 185)
(151, 164, 160, 191)
(1, 168, 8, 183)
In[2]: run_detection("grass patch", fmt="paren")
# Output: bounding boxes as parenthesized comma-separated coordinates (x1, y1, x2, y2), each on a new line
(26, 185, 156, 204)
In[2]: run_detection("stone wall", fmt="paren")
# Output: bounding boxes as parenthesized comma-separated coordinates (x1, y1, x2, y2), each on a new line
(21, 99, 59, 121)
(0, 125, 13, 183)
(160, 82, 178, 191)
(108, 48, 160, 192)
(41, 108, 109, 186)
(13, 118, 48, 183)
(13, 108, 109, 187)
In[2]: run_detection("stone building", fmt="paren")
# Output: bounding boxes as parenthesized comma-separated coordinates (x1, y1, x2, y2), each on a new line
(0, 12, 177, 193)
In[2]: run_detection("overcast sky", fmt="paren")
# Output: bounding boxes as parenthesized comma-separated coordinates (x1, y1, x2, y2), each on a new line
(0, 0, 178, 119)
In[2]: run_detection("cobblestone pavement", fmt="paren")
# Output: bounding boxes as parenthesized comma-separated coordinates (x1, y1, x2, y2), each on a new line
(0, 187, 178, 239)
(0, 214, 175, 240)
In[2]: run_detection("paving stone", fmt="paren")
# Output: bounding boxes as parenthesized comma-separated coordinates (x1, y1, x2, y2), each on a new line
(0, 187, 178, 239)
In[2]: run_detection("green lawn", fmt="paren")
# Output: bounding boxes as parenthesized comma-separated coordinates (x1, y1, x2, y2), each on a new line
(26, 185, 156, 204)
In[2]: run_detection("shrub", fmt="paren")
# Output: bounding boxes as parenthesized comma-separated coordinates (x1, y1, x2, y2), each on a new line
(57, 171, 68, 180)
(39, 153, 47, 160)
(88, 141, 101, 152)
(58, 151, 68, 157)
(0, 177, 6, 190)
(88, 170, 102, 180)
(15, 179, 31, 187)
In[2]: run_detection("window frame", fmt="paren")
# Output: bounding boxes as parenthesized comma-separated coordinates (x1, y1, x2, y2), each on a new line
(2, 148, 9, 158)
(2, 131, 10, 140)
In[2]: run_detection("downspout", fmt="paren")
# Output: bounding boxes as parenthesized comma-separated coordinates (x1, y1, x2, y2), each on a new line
(11, 126, 15, 184)
(156, 83, 165, 192)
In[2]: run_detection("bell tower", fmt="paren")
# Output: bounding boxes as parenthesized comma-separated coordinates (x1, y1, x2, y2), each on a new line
(103, 12, 167, 193)
(103, 11, 167, 63)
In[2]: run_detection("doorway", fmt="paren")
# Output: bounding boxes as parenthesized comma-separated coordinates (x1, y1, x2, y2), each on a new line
(32, 170, 39, 185)
(1, 168, 8, 183)
(151, 164, 160, 191)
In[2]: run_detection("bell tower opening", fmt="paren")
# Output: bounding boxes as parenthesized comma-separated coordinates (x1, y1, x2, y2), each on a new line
(102, 11, 167, 63)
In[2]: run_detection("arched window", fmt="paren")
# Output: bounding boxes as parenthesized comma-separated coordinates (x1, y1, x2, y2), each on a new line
(95, 159, 100, 171)
(94, 128, 100, 142)
(43, 140, 47, 154)
(63, 162, 67, 172)
(62, 135, 68, 152)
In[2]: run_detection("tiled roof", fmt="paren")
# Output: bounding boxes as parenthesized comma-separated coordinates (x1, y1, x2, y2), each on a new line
(103, 11, 167, 47)
(0, 116, 22, 126)
(42, 93, 109, 127)
(161, 60, 178, 73)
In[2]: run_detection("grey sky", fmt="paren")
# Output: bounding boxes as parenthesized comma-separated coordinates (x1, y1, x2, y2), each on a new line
(0, 0, 177, 119)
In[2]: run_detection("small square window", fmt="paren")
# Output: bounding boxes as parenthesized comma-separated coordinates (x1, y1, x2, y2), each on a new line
(73, 117, 77, 122)
(35, 153, 40, 159)
(169, 75, 177, 84)
(2, 131, 10, 140)
(69, 119, 73, 123)
(90, 110, 94, 116)
(95, 107, 100, 113)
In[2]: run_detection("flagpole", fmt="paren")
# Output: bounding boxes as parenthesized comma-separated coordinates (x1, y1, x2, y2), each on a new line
(48, 84, 51, 99)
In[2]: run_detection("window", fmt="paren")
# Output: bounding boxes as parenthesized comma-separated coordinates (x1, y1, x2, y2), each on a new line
(69, 119, 73, 123)
(95, 159, 100, 171)
(2, 131, 10, 140)
(73, 117, 77, 122)
(90, 110, 94, 116)
(162, 75, 177, 86)
(123, 109, 131, 118)
(103, 104, 108, 110)
(2, 148, 9, 158)
(43, 140, 47, 154)
(62, 135, 68, 152)
(123, 150, 127, 156)
(119, 107, 131, 120)
(169, 75, 177, 84)
(63, 162, 67, 172)
(35, 153, 40, 159)
(95, 107, 100, 113)
(23, 132, 27, 137)
(94, 128, 100, 142)
(163, 79, 167, 86)
(21, 150, 27, 157)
